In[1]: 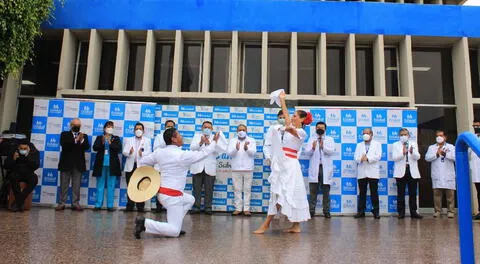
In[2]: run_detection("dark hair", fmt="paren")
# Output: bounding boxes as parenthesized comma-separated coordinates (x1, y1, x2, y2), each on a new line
(296, 110, 307, 119)
(103, 121, 114, 129)
(436, 129, 446, 136)
(165, 120, 176, 126)
(135, 122, 144, 130)
(474, 120, 480, 123)
(163, 128, 177, 145)
(399, 128, 409, 134)
(277, 110, 284, 117)
(316, 121, 327, 130)
(202, 121, 213, 127)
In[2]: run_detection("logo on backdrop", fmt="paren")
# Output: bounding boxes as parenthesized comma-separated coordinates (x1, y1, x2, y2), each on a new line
(327, 127, 341, 143)
(311, 109, 325, 122)
(48, 100, 64, 117)
(341, 110, 356, 126)
(79, 102, 95, 119)
(387, 110, 402, 127)
(341, 160, 357, 178)
(341, 178, 357, 195)
(388, 128, 400, 144)
(373, 127, 387, 144)
(357, 110, 372, 127)
(45, 135, 60, 151)
(42, 169, 58, 186)
(341, 127, 357, 143)
(32, 117, 47, 133)
(109, 103, 126, 120)
(341, 144, 356, 160)
(372, 109, 387, 127)
(326, 109, 341, 127)
(93, 119, 108, 136)
(402, 110, 417, 127)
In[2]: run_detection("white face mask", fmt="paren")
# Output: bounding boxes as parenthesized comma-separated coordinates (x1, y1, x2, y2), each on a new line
(19, 149, 28, 156)
(362, 134, 371, 142)
(400, 135, 409, 143)
(202, 128, 212, 136)
(436, 136, 445, 144)
(135, 129, 143, 138)
(238, 131, 247, 138)
(105, 128, 114, 135)
(278, 118, 285, 126)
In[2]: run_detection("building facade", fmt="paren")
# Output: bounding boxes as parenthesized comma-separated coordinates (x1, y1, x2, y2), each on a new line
(1, 0, 480, 210)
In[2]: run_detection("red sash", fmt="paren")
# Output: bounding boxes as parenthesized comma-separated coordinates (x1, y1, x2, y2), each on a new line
(282, 147, 298, 159)
(158, 187, 183, 196)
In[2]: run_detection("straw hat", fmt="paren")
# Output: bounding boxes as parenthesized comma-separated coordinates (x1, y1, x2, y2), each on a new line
(127, 166, 160, 203)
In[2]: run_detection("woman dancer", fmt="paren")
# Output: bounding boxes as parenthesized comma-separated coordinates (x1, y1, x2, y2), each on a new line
(254, 91, 312, 234)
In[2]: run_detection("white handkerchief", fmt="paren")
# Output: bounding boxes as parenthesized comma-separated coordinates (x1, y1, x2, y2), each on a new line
(215, 130, 228, 153)
(269, 89, 284, 107)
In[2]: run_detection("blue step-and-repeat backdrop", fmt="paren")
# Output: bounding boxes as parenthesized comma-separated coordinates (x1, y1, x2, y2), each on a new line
(30, 99, 417, 214)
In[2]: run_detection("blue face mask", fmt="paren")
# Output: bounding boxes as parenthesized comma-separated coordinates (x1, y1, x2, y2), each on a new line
(202, 128, 212, 136)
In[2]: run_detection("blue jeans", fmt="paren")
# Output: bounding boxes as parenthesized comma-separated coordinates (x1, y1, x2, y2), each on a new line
(95, 166, 117, 208)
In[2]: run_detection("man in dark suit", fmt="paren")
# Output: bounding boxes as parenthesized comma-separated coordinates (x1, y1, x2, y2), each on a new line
(56, 118, 90, 211)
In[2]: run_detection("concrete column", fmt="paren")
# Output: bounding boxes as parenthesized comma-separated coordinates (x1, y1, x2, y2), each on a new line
(345, 34, 356, 96)
(171, 30, 184, 93)
(142, 30, 156, 92)
(84, 29, 103, 91)
(318, 33, 327, 96)
(57, 29, 77, 92)
(435, 0, 443, 4)
(415, 0, 424, 4)
(201, 31, 211, 93)
(290, 32, 298, 95)
(230, 31, 240, 94)
(0, 74, 19, 131)
(113, 30, 130, 91)
(399, 35, 415, 106)
(397, 0, 404, 3)
(373, 35, 386, 97)
(261, 32, 268, 95)
(452, 37, 476, 213)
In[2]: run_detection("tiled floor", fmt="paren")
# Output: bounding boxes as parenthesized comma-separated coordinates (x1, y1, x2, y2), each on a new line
(1, 208, 479, 263)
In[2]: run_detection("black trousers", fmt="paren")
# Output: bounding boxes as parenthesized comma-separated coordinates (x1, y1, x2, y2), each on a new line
(192, 170, 215, 211)
(12, 174, 38, 207)
(357, 178, 379, 215)
(125, 163, 145, 210)
(308, 165, 330, 214)
(476, 183, 480, 212)
(396, 166, 418, 215)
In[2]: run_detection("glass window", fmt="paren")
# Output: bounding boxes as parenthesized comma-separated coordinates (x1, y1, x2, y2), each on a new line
(127, 43, 146, 91)
(412, 48, 455, 104)
(153, 43, 174, 92)
(416, 107, 457, 208)
(181, 43, 203, 92)
(268, 44, 290, 94)
(385, 48, 399, 96)
(210, 44, 230, 93)
(470, 50, 480, 98)
(21, 39, 62, 96)
(73, 42, 89, 90)
(242, 44, 262, 94)
(327, 46, 345, 96)
(356, 47, 374, 96)
(99, 42, 117, 91)
(298, 45, 316, 95)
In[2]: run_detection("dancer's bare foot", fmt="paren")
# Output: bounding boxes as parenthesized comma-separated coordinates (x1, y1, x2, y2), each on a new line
(253, 225, 269, 234)
(283, 223, 301, 233)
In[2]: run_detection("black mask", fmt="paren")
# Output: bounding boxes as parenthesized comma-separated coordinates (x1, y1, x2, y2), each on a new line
(72, 126, 81, 133)
(316, 129, 325, 135)
(475, 127, 480, 134)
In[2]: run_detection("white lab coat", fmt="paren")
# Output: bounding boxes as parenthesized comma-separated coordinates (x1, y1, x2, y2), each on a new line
(303, 135, 335, 184)
(153, 132, 166, 151)
(227, 136, 257, 171)
(263, 124, 284, 161)
(391, 140, 421, 179)
(189, 133, 220, 176)
(425, 143, 456, 190)
(354, 140, 382, 179)
(122, 136, 152, 172)
(470, 151, 480, 183)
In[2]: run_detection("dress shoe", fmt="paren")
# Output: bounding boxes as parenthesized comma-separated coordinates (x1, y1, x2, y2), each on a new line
(55, 205, 65, 211)
(125, 207, 134, 212)
(310, 211, 315, 218)
(473, 213, 480, 220)
(447, 212, 455, 218)
(93, 207, 101, 211)
(354, 212, 365, 219)
(243, 211, 252, 217)
(137, 208, 145, 213)
(205, 210, 213, 215)
(410, 213, 423, 219)
(433, 212, 440, 218)
(324, 212, 331, 219)
(11, 204, 20, 212)
(71, 205, 83, 212)
(134, 216, 146, 239)
(179, 230, 186, 236)
(373, 214, 381, 219)
(398, 214, 405, 219)
(107, 208, 116, 212)
(189, 208, 201, 214)
(231, 210, 242, 216)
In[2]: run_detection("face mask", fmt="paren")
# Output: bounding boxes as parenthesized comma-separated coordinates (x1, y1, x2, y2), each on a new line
(19, 150, 28, 156)
(165, 126, 174, 130)
(105, 128, 114, 135)
(135, 129, 143, 138)
(400, 135, 409, 143)
(436, 136, 444, 144)
(71, 126, 81, 133)
(362, 134, 371, 142)
(475, 127, 480, 134)
(316, 129, 325, 136)
(238, 131, 247, 138)
(278, 118, 285, 126)
(202, 128, 212, 136)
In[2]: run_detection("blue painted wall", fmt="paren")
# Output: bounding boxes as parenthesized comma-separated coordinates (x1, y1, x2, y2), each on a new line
(45, 0, 480, 37)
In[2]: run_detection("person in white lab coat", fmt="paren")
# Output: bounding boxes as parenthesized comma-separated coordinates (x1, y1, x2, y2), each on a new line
(470, 121, 480, 220)
(152, 120, 176, 213)
(392, 128, 423, 219)
(425, 130, 456, 218)
(123, 122, 152, 212)
(304, 121, 335, 218)
(263, 110, 285, 164)
(354, 128, 383, 219)
(190, 121, 220, 215)
(134, 128, 220, 239)
(227, 124, 257, 216)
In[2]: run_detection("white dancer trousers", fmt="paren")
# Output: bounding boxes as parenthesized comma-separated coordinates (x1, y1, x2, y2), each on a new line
(144, 193, 195, 237)
(232, 171, 253, 211)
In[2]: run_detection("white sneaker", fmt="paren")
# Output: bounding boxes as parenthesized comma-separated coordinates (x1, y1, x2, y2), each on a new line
(433, 212, 440, 218)
(447, 212, 455, 218)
